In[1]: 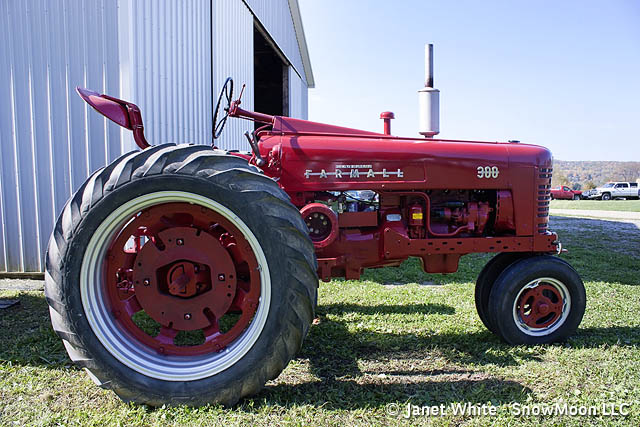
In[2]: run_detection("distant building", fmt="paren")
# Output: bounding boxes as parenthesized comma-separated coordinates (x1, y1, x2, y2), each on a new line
(0, 0, 314, 272)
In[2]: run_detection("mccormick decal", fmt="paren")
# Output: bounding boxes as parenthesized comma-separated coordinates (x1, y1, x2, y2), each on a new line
(304, 164, 404, 179)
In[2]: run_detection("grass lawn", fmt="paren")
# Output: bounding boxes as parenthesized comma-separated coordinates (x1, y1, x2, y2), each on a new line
(550, 199, 640, 212)
(1, 216, 639, 426)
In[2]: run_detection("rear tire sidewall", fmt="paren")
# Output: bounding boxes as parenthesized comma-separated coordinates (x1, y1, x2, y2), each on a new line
(60, 174, 302, 402)
(488, 256, 585, 345)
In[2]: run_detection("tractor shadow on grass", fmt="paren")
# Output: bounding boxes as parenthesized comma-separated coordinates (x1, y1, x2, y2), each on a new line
(2, 292, 639, 411)
(0, 293, 70, 368)
(260, 310, 533, 409)
(321, 302, 455, 316)
(258, 301, 640, 410)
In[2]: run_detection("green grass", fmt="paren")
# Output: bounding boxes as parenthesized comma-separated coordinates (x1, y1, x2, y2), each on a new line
(550, 199, 640, 212)
(1, 216, 639, 426)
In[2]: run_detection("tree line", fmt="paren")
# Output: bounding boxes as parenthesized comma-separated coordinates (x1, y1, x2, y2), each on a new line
(551, 161, 640, 190)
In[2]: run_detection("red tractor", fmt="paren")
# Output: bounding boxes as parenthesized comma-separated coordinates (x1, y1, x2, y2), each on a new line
(46, 57, 585, 406)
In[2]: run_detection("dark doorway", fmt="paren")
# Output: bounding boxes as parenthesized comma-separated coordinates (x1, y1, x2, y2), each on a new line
(253, 24, 288, 120)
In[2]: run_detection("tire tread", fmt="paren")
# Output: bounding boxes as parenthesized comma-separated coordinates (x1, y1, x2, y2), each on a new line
(45, 144, 318, 406)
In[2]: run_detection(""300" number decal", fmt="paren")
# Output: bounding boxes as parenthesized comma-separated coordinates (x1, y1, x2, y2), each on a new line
(477, 166, 499, 179)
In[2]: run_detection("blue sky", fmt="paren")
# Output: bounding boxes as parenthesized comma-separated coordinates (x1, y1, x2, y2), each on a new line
(298, 0, 640, 161)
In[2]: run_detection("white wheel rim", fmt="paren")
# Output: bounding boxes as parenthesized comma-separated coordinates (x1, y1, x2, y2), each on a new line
(80, 191, 271, 381)
(512, 277, 571, 337)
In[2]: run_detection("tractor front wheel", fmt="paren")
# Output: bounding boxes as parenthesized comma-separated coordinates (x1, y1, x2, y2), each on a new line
(474, 252, 531, 334)
(487, 255, 585, 345)
(45, 144, 318, 406)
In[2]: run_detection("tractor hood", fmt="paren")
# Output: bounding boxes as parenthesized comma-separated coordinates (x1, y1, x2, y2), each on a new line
(260, 132, 551, 191)
(257, 128, 552, 237)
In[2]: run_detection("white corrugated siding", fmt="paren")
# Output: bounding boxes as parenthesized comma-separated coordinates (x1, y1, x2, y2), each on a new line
(0, 0, 308, 272)
(212, 0, 255, 151)
(245, 0, 306, 84)
(123, 0, 255, 150)
(0, 0, 122, 272)
(124, 0, 212, 146)
(288, 66, 308, 119)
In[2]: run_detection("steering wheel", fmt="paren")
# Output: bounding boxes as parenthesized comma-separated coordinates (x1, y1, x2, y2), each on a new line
(212, 77, 234, 140)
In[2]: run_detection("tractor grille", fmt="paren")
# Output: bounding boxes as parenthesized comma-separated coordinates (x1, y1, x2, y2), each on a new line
(537, 167, 552, 233)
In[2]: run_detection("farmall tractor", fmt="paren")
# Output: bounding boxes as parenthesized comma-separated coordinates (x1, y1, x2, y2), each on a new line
(45, 46, 585, 406)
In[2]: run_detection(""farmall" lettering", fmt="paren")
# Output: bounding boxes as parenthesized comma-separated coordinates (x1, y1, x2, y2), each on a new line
(304, 167, 404, 179)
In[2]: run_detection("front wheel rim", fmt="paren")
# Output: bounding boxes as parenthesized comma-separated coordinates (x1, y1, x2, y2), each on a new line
(512, 277, 571, 336)
(80, 191, 271, 381)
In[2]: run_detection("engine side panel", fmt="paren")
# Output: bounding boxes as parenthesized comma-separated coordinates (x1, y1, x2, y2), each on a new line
(256, 133, 556, 280)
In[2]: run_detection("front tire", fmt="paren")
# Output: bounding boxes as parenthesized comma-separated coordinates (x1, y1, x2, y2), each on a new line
(474, 252, 531, 334)
(45, 144, 318, 406)
(487, 255, 585, 345)
(601, 193, 611, 200)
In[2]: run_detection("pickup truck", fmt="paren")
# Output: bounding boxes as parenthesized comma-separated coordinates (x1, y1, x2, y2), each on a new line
(550, 186, 582, 200)
(592, 182, 640, 200)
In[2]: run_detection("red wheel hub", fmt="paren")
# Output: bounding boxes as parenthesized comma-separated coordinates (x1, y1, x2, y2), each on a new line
(517, 283, 564, 328)
(105, 202, 261, 356)
(133, 226, 237, 331)
(166, 261, 205, 299)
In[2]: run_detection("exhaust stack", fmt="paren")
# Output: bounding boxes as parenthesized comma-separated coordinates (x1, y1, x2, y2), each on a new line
(418, 44, 440, 138)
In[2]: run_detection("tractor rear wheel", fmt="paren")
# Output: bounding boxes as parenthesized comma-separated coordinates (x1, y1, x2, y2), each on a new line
(487, 255, 585, 345)
(45, 144, 318, 406)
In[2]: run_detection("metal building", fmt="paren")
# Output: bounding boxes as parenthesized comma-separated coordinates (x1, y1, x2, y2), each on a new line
(0, 0, 314, 273)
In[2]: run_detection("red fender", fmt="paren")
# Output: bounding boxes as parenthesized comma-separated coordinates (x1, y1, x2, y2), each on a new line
(76, 87, 150, 149)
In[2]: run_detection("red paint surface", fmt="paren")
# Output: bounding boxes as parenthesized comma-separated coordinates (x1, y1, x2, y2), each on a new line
(105, 202, 261, 355)
(76, 87, 150, 149)
(243, 111, 556, 279)
(517, 283, 564, 328)
(380, 111, 395, 135)
(79, 87, 560, 280)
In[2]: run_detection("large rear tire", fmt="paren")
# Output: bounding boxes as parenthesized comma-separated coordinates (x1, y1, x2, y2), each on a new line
(45, 144, 318, 406)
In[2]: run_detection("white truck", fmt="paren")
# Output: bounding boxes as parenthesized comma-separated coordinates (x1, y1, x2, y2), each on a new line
(592, 182, 640, 200)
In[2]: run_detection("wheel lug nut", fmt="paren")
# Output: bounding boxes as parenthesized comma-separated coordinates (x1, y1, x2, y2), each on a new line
(176, 238, 184, 246)
(218, 274, 225, 281)
(184, 313, 192, 320)
(143, 278, 151, 286)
